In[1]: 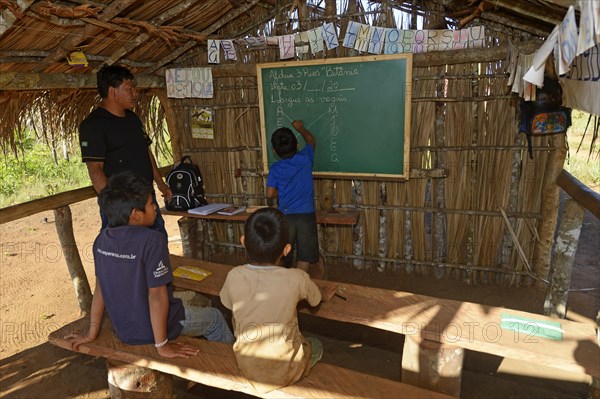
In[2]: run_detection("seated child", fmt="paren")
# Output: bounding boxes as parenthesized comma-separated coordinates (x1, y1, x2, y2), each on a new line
(67, 171, 233, 358)
(220, 207, 336, 392)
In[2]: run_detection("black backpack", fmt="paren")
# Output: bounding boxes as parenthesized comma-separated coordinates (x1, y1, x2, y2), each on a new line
(165, 156, 208, 211)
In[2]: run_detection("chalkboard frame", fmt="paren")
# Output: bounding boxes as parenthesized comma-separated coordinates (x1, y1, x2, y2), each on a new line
(257, 54, 412, 180)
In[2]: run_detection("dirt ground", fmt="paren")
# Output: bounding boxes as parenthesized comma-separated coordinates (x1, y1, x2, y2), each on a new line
(0, 193, 598, 399)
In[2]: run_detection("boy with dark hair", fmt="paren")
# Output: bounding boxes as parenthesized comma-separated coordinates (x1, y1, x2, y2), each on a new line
(266, 120, 324, 278)
(220, 207, 336, 393)
(67, 172, 233, 358)
(79, 64, 171, 239)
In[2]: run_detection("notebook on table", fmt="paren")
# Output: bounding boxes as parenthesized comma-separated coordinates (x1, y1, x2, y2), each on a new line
(188, 203, 232, 215)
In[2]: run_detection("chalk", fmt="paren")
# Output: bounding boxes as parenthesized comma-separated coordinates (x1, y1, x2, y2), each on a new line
(335, 292, 347, 301)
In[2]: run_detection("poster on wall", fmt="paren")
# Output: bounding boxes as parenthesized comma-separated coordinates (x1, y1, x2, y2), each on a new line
(191, 107, 214, 140)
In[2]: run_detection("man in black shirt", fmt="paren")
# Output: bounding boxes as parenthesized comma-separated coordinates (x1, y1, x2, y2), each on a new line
(79, 65, 172, 239)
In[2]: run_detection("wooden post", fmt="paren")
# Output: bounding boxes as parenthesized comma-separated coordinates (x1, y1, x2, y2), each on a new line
(378, 183, 387, 272)
(591, 311, 600, 399)
(54, 206, 92, 315)
(533, 135, 567, 285)
(177, 217, 205, 259)
(352, 180, 364, 270)
(107, 359, 173, 399)
(402, 336, 464, 397)
(432, 75, 447, 279)
(544, 199, 584, 318)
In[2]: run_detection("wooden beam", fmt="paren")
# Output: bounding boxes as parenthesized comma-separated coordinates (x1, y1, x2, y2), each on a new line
(0, 166, 170, 224)
(33, 0, 137, 72)
(0, 0, 34, 35)
(490, 0, 566, 26)
(0, 50, 154, 68)
(0, 72, 164, 91)
(478, 11, 551, 37)
(142, 0, 263, 75)
(412, 40, 541, 67)
(0, 187, 97, 225)
(92, 33, 149, 72)
(144, 41, 197, 75)
(556, 170, 600, 220)
(80, 16, 130, 32)
(151, 0, 200, 26)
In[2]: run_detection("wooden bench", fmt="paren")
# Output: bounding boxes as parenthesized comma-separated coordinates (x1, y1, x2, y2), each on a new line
(48, 313, 451, 398)
(161, 208, 358, 260)
(170, 255, 600, 395)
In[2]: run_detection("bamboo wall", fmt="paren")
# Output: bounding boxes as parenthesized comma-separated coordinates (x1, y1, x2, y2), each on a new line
(158, 17, 564, 288)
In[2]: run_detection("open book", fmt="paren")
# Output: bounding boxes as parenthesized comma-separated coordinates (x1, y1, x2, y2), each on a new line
(217, 206, 246, 216)
(188, 203, 232, 215)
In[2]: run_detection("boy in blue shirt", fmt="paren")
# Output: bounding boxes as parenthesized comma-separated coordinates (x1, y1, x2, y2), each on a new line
(67, 172, 233, 358)
(266, 120, 324, 279)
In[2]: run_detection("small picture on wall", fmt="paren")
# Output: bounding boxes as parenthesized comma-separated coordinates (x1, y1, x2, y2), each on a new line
(191, 107, 214, 140)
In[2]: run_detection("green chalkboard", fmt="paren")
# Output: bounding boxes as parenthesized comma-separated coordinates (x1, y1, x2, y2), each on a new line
(257, 54, 412, 179)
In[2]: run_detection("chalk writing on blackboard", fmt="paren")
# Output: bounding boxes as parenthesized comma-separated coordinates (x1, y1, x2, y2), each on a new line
(258, 54, 412, 179)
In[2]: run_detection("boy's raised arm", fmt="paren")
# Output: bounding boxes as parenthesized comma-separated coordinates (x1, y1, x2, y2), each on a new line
(292, 120, 316, 149)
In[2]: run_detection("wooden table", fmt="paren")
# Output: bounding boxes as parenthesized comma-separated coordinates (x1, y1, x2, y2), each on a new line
(161, 208, 359, 260)
(170, 255, 600, 396)
(161, 208, 359, 225)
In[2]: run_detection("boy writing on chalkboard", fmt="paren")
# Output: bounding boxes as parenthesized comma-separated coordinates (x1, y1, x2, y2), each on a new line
(266, 120, 325, 279)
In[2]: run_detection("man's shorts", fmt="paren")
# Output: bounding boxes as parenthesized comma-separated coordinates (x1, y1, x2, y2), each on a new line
(284, 212, 319, 266)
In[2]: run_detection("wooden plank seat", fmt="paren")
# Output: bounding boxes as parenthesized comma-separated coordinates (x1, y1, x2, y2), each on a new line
(170, 255, 600, 379)
(48, 318, 452, 399)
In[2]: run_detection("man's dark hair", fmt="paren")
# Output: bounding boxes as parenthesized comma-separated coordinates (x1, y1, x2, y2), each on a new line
(271, 127, 298, 159)
(98, 171, 153, 227)
(244, 208, 289, 264)
(97, 64, 134, 98)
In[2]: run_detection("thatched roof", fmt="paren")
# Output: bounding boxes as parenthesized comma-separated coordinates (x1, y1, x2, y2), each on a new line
(0, 0, 578, 150)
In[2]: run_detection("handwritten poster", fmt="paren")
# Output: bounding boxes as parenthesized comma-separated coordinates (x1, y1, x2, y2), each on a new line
(165, 67, 213, 98)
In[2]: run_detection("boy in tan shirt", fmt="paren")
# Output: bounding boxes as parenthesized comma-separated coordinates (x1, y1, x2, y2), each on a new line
(220, 208, 335, 393)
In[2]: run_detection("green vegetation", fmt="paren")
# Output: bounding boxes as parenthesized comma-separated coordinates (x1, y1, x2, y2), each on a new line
(0, 127, 172, 208)
(564, 111, 600, 192)
(0, 131, 89, 207)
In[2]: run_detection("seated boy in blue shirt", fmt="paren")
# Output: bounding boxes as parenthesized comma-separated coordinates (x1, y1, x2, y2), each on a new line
(67, 171, 233, 358)
(266, 120, 325, 279)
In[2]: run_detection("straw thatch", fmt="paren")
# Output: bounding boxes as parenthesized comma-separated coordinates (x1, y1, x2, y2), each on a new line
(0, 0, 582, 286)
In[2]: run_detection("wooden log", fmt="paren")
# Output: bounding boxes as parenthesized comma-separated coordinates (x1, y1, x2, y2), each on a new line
(0, 72, 164, 91)
(0, 166, 169, 224)
(0, 187, 96, 224)
(544, 199, 584, 319)
(107, 359, 173, 399)
(556, 170, 600, 220)
(402, 336, 464, 398)
(54, 206, 92, 315)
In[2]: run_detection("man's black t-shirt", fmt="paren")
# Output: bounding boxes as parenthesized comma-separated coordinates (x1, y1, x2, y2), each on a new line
(79, 108, 153, 183)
